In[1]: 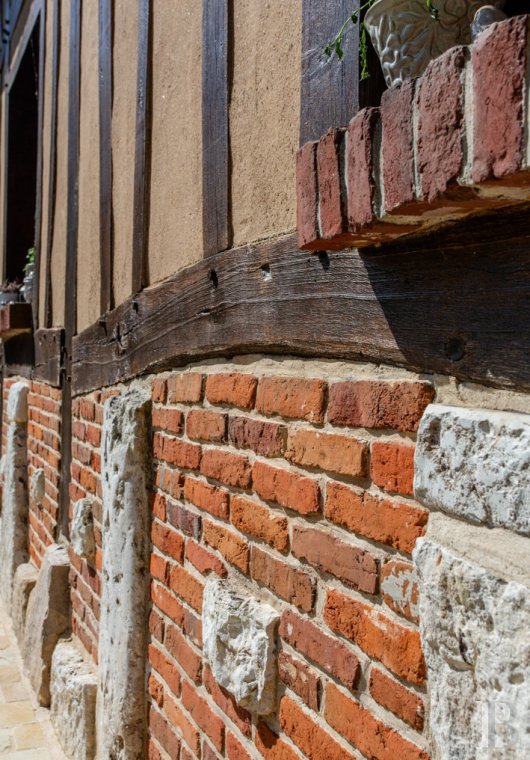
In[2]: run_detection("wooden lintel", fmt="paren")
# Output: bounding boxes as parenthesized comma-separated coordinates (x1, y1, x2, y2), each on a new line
(33, 326, 64, 387)
(72, 206, 530, 397)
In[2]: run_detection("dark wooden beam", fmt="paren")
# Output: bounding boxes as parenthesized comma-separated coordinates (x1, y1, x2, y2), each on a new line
(59, 0, 81, 540)
(4, 0, 41, 89)
(33, 326, 63, 386)
(72, 205, 530, 397)
(32, 2, 45, 330)
(99, 0, 113, 313)
(43, 0, 59, 328)
(202, 0, 229, 257)
(131, 0, 151, 294)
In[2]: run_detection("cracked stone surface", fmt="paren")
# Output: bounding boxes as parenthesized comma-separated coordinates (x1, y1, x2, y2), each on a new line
(97, 390, 151, 759)
(414, 404, 530, 535)
(414, 539, 530, 759)
(203, 577, 280, 715)
(71, 499, 95, 564)
(11, 564, 38, 645)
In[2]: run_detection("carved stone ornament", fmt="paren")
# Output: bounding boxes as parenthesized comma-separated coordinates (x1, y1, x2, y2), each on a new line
(365, 0, 506, 87)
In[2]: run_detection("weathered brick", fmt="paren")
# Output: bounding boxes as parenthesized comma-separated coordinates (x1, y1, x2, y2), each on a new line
(231, 495, 289, 552)
(185, 540, 227, 576)
(279, 609, 360, 689)
(181, 679, 225, 752)
(325, 482, 427, 554)
(204, 666, 252, 737)
(150, 552, 169, 583)
(369, 666, 424, 731)
(278, 650, 320, 711)
(200, 449, 252, 489)
(347, 107, 379, 230)
(297, 141, 319, 249)
(381, 559, 419, 623)
(203, 520, 250, 574)
(256, 376, 326, 422)
(153, 432, 201, 470)
(473, 16, 528, 183)
(252, 547, 315, 612)
(317, 128, 346, 239)
(324, 589, 426, 685)
(227, 732, 252, 760)
(152, 407, 184, 434)
(167, 499, 202, 540)
(292, 525, 378, 594)
(187, 409, 227, 442)
(164, 690, 200, 756)
(381, 80, 416, 213)
(167, 372, 204, 404)
(228, 415, 287, 458)
(149, 707, 181, 759)
(149, 643, 182, 697)
(325, 682, 428, 760)
(280, 695, 355, 760)
(371, 439, 415, 496)
(164, 623, 202, 683)
(151, 521, 185, 563)
(184, 476, 230, 520)
(328, 380, 434, 432)
(253, 461, 320, 515)
(286, 428, 367, 477)
(151, 377, 167, 404)
(417, 46, 467, 202)
(169, 565, 204, 613)
(255, 721, 300, 760)
(205, 373, 258, 409)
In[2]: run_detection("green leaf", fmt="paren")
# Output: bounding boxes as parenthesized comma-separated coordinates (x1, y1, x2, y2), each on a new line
(324, 44, 332, 57)
(335, 40, 344, 59)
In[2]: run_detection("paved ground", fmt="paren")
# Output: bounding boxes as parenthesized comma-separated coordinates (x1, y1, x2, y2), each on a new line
(0, 601, 66, 759)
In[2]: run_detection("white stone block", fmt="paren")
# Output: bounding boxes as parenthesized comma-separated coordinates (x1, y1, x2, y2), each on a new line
(11, 562, 38, 643)
(97, 390, 151, 759)
(51, 642, 97, 760)
(7, 382, 28, 424)
(203, 578, 280, 715)
(414, 404, 530, 535)
(30, 467, 45, 505)
(71, 498, 96, 563)
(414, 539, 530, 759)
(22, 543, 70, 706)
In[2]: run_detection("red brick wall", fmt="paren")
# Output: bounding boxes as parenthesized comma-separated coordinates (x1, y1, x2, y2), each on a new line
(2, 378, 62, 568)
(147, 368, 434, 760)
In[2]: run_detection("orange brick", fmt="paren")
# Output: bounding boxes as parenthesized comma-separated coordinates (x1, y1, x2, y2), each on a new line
(164, 690, 200, 756)
(323, 589, 426, 685)
(153, 432, 202, 470)
(279, 609, 359, 689)
(256, 376, 326, 422)
(183, 476, 229, 520)
(324, 682, 428, 760)
(278, 651, 320, 711)
(164, 622, 202, 683)
(369, 666, 425, 731)
(286, 429, 367, 477)
(169, 566, 204, 613)
(181, 679, 225, 752)
(150, 552, 169, 584)
(205, 373, 257, 409)
(151, 521, 185, 563)
(187, 409, 227, 442)
(370, 439, 415, 496)
(325, 482, 427, 554)
(152, 407, 184, 435)
(204, 666, 251, 737)
(185, 540, 226, 576)
(203, 521, 249, 574)
(151, 377, 167, 403)
(151, 492, 167, 521)
(253, 461, 320, 515)
(328, 380, 434, 433)
(231, 495, 289, 552)
(227, 732, 252, 760)
(167, 372, 204, 404)
(251, 548, 315, 612)
(149, 643, 181, 697)
(149, 708, 181, 759)
(255, 721, 299, 760)
(200, 449, 252, 489)
(279, 695, 355, 760)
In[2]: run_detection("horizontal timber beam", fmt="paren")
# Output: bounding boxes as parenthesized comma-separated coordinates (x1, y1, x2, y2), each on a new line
(33, 327, 64, 387)
(72, 207, 530, 397)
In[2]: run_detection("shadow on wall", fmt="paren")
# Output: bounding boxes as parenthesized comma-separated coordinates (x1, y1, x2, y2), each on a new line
(358, 203, 530, 391)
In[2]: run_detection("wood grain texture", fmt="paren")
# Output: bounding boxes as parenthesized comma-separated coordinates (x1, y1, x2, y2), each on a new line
(202, 0, 229, 257)
(72, 206, 530, 396)
(43, 0, 59, 328)
(32, 2, 45, 330)
(99, 0, 113, 313)
(131, 0, 151, 294)
(33, 327, 63, 386)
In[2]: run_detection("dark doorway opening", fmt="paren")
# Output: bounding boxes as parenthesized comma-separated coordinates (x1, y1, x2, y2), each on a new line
(4, 19, 39, 284)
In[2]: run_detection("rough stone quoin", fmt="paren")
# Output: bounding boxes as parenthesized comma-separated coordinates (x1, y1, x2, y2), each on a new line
(0, 381, 29, 612)
(22, 543, 70, 706)
(71, 497, 96, 563)
(97, 389, 152, 759)
(51, 641, 98, 760)
(11, 562, 38, 644)
(414, 404, 530, 535)
(203, 577, 280, 715)
(414, 539, 530, 760)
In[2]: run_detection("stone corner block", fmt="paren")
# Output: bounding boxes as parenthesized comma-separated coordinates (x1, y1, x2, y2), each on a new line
(414, 404, 530, 536)
(71, 498, 96, 563)
(203, 577, 280, 715)
(12, 563, 38, 644)
(7, 382, 29, 424)
(51, 641, 97, 760)
(22, 543, 71, 706)
(413, 538, 530, 760)
(30, 467, 45, 505)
